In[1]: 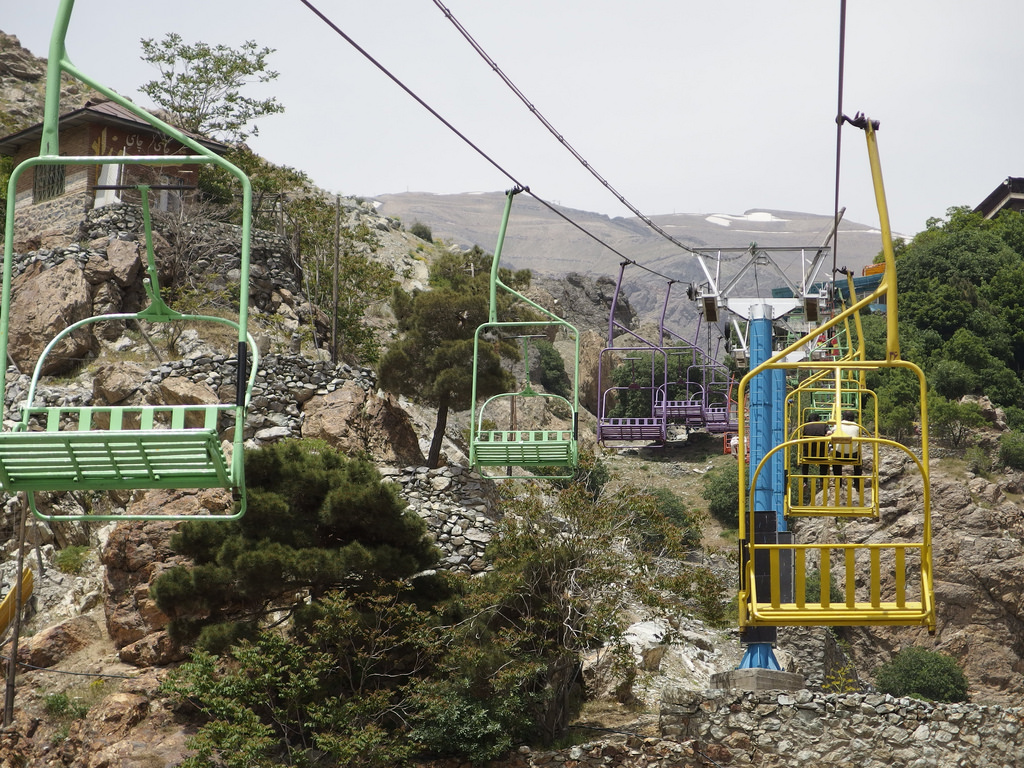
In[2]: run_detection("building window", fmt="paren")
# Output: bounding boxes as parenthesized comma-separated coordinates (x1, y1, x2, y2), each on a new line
(33, 163, 66, 203)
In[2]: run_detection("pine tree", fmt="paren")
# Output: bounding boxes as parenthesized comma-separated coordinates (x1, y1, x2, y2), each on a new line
(151, 440, 439, 652)
(378, 247, 525, 468)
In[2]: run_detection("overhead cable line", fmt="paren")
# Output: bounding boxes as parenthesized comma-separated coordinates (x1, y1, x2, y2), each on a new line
(432, 0, 699, 256)
(295, 0, 682, 284)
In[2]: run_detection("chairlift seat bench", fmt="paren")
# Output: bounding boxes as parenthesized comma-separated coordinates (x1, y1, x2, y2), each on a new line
(0, 404, 233, 492)
(472, 429, 576, 467)
(598, 417, 665, 442)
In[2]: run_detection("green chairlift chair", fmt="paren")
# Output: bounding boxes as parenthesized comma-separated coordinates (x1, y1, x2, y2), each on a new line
(0, 0, 257, 521)
(470, 187, 580, 479)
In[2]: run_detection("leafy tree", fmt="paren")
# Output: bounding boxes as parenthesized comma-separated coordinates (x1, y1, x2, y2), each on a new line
(379, 287, 511, 468)
(889, 207, 1024, 410)
(156, 449, 728, 765)
(379, 246, 531, 468)
(928, 359, 978, 401)
(609, 351, 659, 418)
(163, 586, 441, 768)
(928, 395, 986, 448)
(139, 33, 284, 143)
(286, 194, 394, 362)
(874, 646, 968, 702)
(1004, 406, 1024, 431)
(151, 440, 439, 651)
(877, 399, 919, 446)
(428, 245, 531, 298)
(534, 339, 571, 398)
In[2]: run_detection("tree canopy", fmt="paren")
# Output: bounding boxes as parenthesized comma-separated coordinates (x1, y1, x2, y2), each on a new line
(151, 440, 439, 652)
(139, 33, 284, 143)
(378, 246, 528, 467)
(857, 207, 1024, 444)
(160, 467, 722, 766)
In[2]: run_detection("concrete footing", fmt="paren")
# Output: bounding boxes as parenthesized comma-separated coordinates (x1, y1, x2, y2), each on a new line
(709, 668, 805, 691)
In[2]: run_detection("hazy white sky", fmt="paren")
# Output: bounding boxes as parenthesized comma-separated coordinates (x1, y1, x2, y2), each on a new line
(4, 1, 1023, 236)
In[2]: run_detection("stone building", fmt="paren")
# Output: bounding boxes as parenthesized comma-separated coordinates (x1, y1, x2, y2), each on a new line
(0, 99, 228, 240)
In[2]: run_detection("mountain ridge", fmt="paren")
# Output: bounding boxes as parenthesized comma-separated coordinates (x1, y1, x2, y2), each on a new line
(374, 190, 891, 327)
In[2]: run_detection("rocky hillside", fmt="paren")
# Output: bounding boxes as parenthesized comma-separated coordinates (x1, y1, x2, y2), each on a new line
(0, 203, 1020, 766)
(2, 27, 1023, 768)
(3, 388, 1024, 765)
(0, 31, 99, 136)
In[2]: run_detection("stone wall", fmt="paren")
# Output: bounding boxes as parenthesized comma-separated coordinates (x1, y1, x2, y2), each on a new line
(412, 736, 709, 768)
(660, 687, 1024, 768)
(80, 202, 303, 301)
(2, 350, 500, 574)
(10, 187, 91, 238)
(382, 465, 500, 573)
(7, 203, 301, 317)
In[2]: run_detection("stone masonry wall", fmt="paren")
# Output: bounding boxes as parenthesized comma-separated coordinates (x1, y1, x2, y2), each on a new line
(382, 465, 499, 573)
(2, 350, 500, 574)
(660, 687, 1024, 768)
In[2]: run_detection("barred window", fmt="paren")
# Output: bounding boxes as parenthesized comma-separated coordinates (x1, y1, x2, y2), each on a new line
(33, 164, 66, 203)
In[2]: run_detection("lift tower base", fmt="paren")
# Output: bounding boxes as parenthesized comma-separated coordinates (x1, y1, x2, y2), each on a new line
(710, 668, 805, 692)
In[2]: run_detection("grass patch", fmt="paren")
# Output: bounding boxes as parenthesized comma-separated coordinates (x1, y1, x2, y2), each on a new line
(55, 544, 91, 575)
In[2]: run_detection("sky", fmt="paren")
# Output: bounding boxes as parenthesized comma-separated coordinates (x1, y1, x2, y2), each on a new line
(4, 0, 1023, 237)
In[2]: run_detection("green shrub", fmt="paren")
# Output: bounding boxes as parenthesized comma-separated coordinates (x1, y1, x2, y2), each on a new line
(999, 430, 1024, 470)
(43, 692, 88, 719)
(874, 646, 968, 702)
(409, 221, 433, 242)
(645, 487, 702, 548)
(541, 449, 611, 501)
(701, 462, 739, 528)
(409, 679, 513, 763)
(803, 567, 843, 605)
(55, 545, 90, 575)
(1003, 405, 1024, 431)
(964, 445, 990, 476)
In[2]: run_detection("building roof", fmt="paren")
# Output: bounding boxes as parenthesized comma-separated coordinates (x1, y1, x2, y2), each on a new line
(0, 99, 229, 157)
(974, 177, 1024, 220)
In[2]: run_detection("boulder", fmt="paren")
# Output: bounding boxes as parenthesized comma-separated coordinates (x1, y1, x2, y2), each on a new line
(577, 328, 607, 415)
(15, 615, 101, 669)
(8, 260, 95, 374)
(117, 631, 186, 667)
(92, 362, 151, 405)
(83, 238, 143, 287)
(101, 507, 193, 651)
(87, 692, 150, 738)
(301, 380, 425, 465)
(158, 376, 220, 429)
